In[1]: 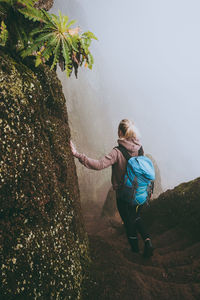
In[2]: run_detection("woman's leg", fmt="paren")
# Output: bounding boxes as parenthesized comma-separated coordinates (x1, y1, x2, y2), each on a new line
(135, 206, 154, 257)
(116, 195, 139, 252)
(116, 193, 153, 256)
(135, 206, 150, 241)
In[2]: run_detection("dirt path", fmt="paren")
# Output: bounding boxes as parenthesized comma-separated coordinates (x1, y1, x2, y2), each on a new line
(82, 202, 200, 300)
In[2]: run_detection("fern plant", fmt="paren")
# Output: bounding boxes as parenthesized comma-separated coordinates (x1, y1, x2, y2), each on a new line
(0, 20, 8, 46)
(0, 0, 97, 77)
(21, 10, 97, 77)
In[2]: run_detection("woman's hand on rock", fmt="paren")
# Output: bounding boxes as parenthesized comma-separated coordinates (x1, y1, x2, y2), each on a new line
(70, 141, 79, 157)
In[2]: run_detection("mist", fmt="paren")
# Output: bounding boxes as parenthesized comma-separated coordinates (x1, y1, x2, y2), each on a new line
(51, 0, 200, 192)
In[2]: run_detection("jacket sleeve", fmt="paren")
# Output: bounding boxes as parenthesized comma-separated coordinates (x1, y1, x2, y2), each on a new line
(75, 148, 118, 170)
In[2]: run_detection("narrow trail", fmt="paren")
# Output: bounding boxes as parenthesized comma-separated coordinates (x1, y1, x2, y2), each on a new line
(82, 202, 200, 300)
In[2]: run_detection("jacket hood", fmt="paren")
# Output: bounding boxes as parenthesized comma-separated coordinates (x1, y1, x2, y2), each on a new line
(118, 137, 142, 156)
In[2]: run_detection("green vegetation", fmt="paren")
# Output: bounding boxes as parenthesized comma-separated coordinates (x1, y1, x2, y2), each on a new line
(0, 20, 8, 46)
(0, 0, 97, 76)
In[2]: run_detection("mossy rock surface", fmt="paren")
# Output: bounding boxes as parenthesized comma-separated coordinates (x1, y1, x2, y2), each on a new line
(0, 51, 89, 300)
(143, 177, 200, 241)
(35, 0, 54, 11)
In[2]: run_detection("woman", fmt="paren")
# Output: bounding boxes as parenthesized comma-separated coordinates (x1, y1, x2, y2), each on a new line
(70, 119, 153, 258)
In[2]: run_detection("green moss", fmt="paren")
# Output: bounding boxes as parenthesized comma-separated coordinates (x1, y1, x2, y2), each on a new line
(0, 50, 89, 299)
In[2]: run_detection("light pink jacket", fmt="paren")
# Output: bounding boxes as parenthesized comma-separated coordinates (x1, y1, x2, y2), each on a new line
(75, 138, 143, 190)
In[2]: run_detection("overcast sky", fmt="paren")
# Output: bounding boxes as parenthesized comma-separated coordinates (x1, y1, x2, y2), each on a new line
(52, 0, 200, 190)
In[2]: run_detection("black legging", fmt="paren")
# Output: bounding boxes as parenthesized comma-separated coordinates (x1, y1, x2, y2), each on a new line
(116, 192, 149, 241)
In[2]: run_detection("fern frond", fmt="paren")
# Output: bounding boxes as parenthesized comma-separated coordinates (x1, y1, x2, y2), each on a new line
(51, 13, 61, 28)
(35, 55, 42, 67)
(40, 44, 52, 61)
(34, 32, 54, 43)
(47, 34, 59, 47)
(0, 20, 8, 46)
(66, 19, 76, 29)
(80, 38, 88, 55)
(61, 38, 70, 64)
(17, 0, 37, 6)
(58, 9, 62, 23)
(41, 24, 57, 31)
(61, 38, 72, 76)
(40, 50, 51, 62)
(18, 6, 48, 23)
(50, 39, 60, 70)
(63, 15, 69, 27)
(40, 9, 54, 24)
(82, 31, 98, 40)
(67, 35, 78, 52)
(29, 27, 43, 36)
(84, 37, 91, 48)
(87, 52, 94, 69)
(30, 22, 56, 37)
(20, 42, 40, 58)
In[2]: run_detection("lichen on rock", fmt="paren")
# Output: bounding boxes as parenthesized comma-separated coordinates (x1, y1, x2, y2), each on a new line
(35, 0, 54, 11)
(0, 50, 89, 299)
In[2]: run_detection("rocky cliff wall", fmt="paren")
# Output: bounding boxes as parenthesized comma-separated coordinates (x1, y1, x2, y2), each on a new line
(143, 177, 200, 241)
(0, 51, 89, 299)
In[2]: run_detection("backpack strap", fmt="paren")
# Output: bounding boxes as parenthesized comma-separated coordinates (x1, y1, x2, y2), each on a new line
(138, 146, 144, 156)
(115, 145, 132, 161)
(116, 145, 138, 188)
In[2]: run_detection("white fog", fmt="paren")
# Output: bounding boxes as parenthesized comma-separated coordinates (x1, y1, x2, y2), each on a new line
(52, 0, 200, 193)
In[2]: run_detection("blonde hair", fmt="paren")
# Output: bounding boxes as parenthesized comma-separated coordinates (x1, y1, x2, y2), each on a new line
(118, 119, 137, 139)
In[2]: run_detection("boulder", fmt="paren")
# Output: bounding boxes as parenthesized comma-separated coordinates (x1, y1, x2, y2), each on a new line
(0, 50, 89, 299)
(143, 177, 200, 240)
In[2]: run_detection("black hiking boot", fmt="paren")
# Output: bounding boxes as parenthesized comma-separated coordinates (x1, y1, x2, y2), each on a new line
(128, 237, 139, 253)
(143, 239, 154, 258)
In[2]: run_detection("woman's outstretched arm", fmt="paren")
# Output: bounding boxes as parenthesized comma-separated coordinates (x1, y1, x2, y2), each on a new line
(70, 141, 118, 170)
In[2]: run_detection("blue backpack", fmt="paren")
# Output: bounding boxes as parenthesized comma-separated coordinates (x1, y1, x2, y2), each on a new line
(117, 145, 155, 206)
